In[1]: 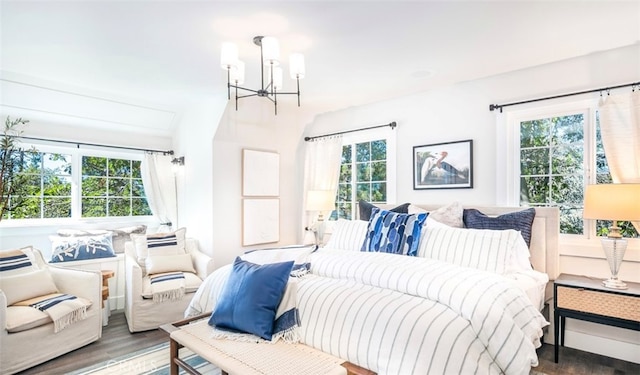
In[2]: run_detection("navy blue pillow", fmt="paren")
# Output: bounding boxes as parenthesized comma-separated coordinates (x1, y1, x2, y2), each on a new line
(208, 257, 294, 340)
(358, 200, 410, 221)
(463, 208, 536, 247)
(49, 234, 116, 263)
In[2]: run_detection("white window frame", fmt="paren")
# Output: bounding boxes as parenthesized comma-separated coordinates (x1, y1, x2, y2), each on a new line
(497, 99, 639, 255)
(0, 141, 153, 227)
(336, 127, 397, 220)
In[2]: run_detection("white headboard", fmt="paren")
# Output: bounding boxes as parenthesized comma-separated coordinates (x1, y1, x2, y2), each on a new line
(371, 204, 560, 279)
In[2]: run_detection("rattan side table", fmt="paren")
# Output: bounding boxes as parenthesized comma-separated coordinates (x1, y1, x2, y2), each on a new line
(553, 273, 640, 363)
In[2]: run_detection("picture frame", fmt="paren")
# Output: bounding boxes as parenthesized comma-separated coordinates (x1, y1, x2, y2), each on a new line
(413, 139, 473, 190)
(242, 149, 279, 197)
(242, 198, 280, 246)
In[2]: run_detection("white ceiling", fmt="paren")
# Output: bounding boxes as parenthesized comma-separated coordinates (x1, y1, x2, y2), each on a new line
(1, 1, 639, 133)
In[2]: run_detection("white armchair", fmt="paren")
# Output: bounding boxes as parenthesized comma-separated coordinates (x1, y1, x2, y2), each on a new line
(0, 249, 102, 375)
(124, 238, 214, 332)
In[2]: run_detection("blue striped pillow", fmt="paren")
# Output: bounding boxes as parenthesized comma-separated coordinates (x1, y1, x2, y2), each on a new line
(361, 208, 427, 256)
(131, 228, 187, 273)
(0, 247, 37, 276)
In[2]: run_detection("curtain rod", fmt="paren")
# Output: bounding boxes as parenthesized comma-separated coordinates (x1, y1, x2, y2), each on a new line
(18, 136, 174, 155)
(304, 121, 397, 142)
(489, 81, 640, 113)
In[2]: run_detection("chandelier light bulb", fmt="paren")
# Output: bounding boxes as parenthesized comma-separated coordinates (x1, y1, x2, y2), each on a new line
(230, 60, 245, 85)
(261, 36, 280, 66)
(220, 42, 238, 69)
(289, 53, 305, 79)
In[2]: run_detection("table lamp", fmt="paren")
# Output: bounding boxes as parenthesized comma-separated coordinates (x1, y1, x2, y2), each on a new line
(306, 190, 335, 245)
(583, 183, 640, 289)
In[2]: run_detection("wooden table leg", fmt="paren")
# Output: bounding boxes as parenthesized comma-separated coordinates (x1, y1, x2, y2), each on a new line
(169, 337, 179, 375)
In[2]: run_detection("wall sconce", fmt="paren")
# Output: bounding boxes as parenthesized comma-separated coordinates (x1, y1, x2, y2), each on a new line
(171, 156, 185, 166)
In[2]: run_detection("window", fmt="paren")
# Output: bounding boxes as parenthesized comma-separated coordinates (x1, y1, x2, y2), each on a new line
(2, 145, 151, 221)
(333, 128, 396, 220)
(81, 156, 151, 218)
(506, 102, 638, 238)
(5, 151, 72, 219)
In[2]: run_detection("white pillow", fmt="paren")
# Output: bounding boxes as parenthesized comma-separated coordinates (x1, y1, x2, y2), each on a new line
(0, 269, 59, 306)
(145, 253, 195, 275)
(241, 244, 316, 265)
(418, 226, 520, 274)
(425, 216, 451, 229)
(131, 228, 187, 270)
(511, 233, 533, 272)
(408, 202, 464, 228)
(0, 247, 41, 275)
(324, 219, 368, 251)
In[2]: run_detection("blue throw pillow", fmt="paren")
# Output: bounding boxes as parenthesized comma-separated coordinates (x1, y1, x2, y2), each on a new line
(208, 257, 294, 340)
(49, 233, 116, 263)
(463, 208, 536, 247)
(361, 207, 427, 256)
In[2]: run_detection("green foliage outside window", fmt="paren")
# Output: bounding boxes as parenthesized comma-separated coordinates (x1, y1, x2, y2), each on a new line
(81, 156, 151, 218)
(520, 113, 638, 238)
(2, 143, 73, 220)
(2, 142, 151, 220)
(335, 139, 387, 220)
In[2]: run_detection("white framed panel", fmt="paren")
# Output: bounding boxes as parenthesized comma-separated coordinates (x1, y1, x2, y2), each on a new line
(242, 149, 279, 197)
(242, 198, 280, 246)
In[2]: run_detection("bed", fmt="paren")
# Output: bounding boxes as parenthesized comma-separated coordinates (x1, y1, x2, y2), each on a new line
(185, 204, 559, 375)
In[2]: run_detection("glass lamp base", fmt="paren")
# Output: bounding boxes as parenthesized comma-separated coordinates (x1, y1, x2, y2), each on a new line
(602, 278, 628, 290)
(600, 237, 628, 290)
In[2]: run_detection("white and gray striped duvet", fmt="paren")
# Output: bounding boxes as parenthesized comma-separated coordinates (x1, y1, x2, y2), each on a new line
(186, 249, 548, 375)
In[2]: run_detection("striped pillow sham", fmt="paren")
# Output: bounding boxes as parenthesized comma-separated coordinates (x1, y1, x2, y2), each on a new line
(418, 226, 520, 274)
(131, 228, 187, 272)
(324, 219, 369, 251)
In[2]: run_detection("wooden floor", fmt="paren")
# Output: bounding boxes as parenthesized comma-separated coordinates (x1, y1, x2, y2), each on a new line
(17, 310, 640, 375)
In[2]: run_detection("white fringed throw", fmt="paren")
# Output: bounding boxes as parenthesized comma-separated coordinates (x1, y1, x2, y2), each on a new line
(211, 277, 303, 344)
(150, 272, 185, 302)
(16, 293, 88, 333)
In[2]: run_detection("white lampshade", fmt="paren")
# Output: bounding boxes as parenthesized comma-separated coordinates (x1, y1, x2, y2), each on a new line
(261, 36, 280, 65)
(584, 184, 640, 221)
(289, 53, 305, 79)
(271, 66, 283, 90)
(306, 190, 335, 212)
(230, 60, 245, 85)
(220, 42, 238, 69)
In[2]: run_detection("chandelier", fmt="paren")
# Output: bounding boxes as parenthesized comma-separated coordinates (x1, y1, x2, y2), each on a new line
(220, 36, 305, 115)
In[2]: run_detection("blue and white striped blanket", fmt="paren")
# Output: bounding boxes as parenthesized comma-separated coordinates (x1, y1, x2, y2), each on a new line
(187, 247, 547, 374)
(149, 272, 186, 302)
(15, 293, 88, 333)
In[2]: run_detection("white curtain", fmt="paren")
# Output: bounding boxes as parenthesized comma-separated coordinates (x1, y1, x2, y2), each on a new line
(301, 136, 343, 239)
(141, 153, 177, 233)
(598, 90, 640, 231)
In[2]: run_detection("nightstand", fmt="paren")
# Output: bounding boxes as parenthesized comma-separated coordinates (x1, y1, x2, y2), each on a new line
(553, 273, 640, 363)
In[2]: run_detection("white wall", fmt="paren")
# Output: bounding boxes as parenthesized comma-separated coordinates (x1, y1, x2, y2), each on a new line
(172, 95, 227, 259)
(209, 96, 315, 269)
(303, 43, 640, 363)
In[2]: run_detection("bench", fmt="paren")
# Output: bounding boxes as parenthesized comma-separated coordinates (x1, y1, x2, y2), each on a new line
(160, 313, 376, 375)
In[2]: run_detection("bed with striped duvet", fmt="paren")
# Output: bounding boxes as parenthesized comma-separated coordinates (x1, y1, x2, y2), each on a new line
(186, 248, 547, 375)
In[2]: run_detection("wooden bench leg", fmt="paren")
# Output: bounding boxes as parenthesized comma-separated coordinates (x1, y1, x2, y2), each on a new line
(169, 337, 179, 375)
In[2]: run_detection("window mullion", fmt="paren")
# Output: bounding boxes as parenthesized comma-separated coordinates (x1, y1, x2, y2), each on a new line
(71, 152, 82, 219)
